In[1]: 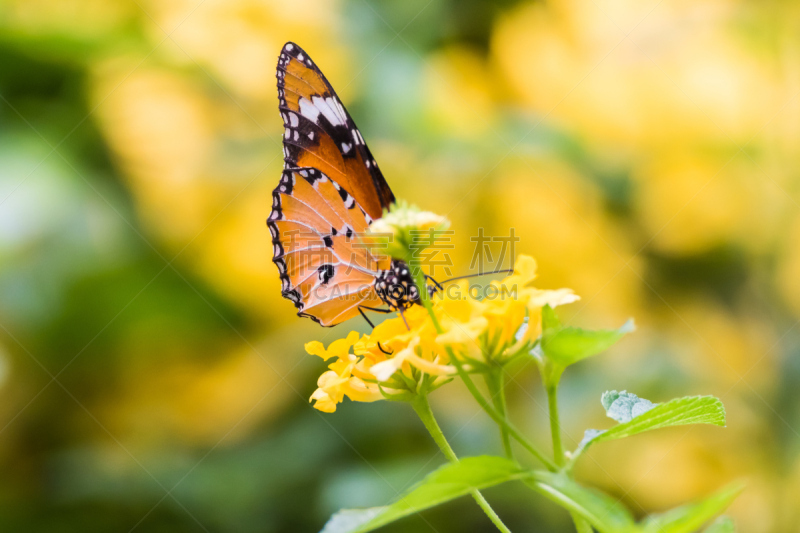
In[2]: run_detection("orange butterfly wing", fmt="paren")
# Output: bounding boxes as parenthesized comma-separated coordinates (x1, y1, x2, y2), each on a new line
(270, 43, 399, 326)
(268, 168, 388, 326)
(276, 42, 394, 221)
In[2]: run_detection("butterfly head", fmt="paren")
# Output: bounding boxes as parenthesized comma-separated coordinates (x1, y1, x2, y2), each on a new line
(374, 260, 420, 311)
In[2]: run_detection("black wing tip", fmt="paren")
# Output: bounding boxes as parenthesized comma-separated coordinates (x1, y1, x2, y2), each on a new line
(384, 191, 397, 209)
(276, 41, 317, 91)
(277, 42, 302, 73)
(280, 41, 307, 58)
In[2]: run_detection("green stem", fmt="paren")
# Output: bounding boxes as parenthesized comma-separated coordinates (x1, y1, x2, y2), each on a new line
(546, 384, 565, 467)
(570, 512, 594, 533)
(409, 266, 556, 472)
(412, 395, 512, 533)
(412, 394, 458, 462)
(486, 369, 513, 459)
(544, 376, 591, 532)
(409, 265, 440, 328)
(452, 347, 556, 471)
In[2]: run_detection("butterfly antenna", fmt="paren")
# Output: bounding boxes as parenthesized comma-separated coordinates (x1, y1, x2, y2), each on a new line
(438, 268, 514, 286)
(425, 274, 445, 298)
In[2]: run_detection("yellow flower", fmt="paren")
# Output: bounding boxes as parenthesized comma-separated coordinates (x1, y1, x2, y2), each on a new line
(357, 305, 456, 383)
(306, 331, 384, 413)
(502, 254, 538, 288)
(514, 288, 581, 344)
(306, 254, 578, 412)
(370, 337, 457, 382)
(433, 256, 579, 361)
(304, 331, 360, 361)
(435, 286, 491, 361)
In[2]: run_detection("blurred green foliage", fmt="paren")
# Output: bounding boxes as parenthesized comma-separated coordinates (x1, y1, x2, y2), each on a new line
(1, 0, 800, 531)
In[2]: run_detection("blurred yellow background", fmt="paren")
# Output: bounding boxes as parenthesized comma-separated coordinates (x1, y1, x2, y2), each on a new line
(1, 0, 799, 531)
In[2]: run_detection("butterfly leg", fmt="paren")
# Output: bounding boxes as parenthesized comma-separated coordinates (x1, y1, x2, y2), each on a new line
(359, 305, 394, 314)
(377, 343, 393, 355)
(358, 306, 378, 328)
(358, 305, 393, 327)
(358, 306, 394, 355)
(398, 306, 410, 331)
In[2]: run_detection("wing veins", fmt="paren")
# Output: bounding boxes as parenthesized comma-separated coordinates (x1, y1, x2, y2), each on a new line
(275, 219, 379, 276)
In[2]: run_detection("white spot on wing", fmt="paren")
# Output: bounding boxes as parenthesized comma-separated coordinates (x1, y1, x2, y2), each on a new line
(285, 43, 294, 52)
(333, 97, 348, 125)
(289, 112, 299, 127)
(312, 96, 344, 126)
(299, 97, 321, 123)
(341, 143, 351, 154)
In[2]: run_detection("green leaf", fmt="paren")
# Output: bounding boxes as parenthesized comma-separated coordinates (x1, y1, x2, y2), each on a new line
(542, 304, 562, 332)
(602, 390, 656, 423)
(574, 394, 726, 459)
(541, 312, 634, 367)
(321, 508, 386, 533)
(702, 516, 735, 533)
(319, 456, 529, 533)
(641, 483, 743, 533)
(321, 456, 642, 533)
(524, 472, 636, 533)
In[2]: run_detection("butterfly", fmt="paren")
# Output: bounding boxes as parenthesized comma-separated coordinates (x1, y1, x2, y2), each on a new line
(268, 42, 422, 327)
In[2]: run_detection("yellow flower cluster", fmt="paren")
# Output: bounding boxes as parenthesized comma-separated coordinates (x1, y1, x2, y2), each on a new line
(306, 255, 579, 412)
